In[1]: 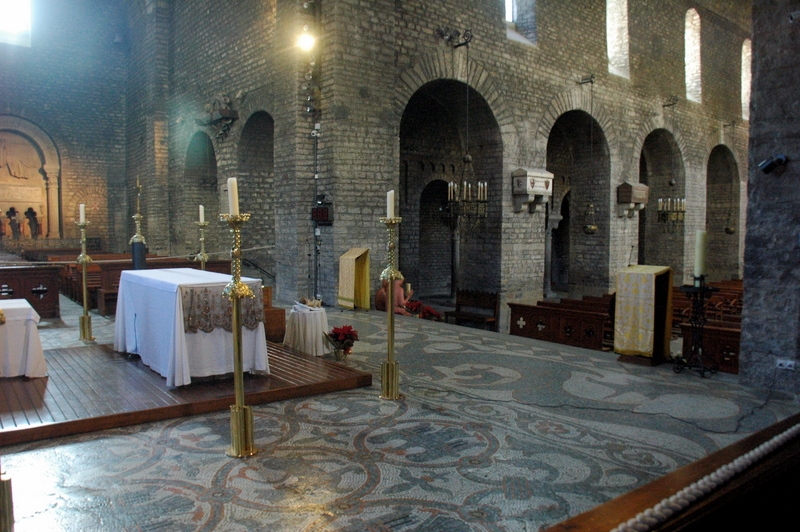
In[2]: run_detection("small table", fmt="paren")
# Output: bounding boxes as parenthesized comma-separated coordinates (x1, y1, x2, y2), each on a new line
(284, 305, 330, 357)
(0, 299, 47, 378)
(114, 268, 269, 386)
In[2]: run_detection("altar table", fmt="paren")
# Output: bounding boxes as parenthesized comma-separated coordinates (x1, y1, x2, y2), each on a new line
(114, 268, 269, 386)
(284, 304, 330, 357)
(0, 299, 47, 378)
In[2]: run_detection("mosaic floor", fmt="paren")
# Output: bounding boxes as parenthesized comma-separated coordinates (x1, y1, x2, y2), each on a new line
(1, 296, 798, 531)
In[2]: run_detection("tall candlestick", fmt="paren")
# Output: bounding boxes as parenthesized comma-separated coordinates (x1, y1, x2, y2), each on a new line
(79, 204, 85, 223)
(199, 204, 205, 223)
(693, 230, 707, 278)
(227, 178, 239, 215)
(387, 190, 395, 219)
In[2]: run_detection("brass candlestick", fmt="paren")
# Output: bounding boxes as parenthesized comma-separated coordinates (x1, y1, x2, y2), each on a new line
(220, 212, 257, 458)
(76, 220, 95, 343)
(379, 216, 404, 400)
(129, 213, 146, 245)
(194, 221, 210, 270)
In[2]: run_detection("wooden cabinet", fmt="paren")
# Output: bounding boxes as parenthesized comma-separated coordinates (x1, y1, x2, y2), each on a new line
(0, 265, 61, 318)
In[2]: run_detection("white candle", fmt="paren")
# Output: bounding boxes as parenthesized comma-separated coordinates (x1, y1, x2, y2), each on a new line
(79, 204, 85, 223)
(227, 178, 239, 215)
(386, 190, 395, 218)
(199, 205, 205, 223)
(693, 230, 707, 278)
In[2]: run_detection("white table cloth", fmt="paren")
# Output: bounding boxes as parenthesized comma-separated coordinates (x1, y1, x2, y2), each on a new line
(284, 304, 330, 357)
(0, 299, 47, 378)
(114, 268, 269, 386)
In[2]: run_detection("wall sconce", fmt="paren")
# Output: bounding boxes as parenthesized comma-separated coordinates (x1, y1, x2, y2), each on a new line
(617, 182, 649, 217)
(512, 168, 553, 213)
(583, 203, 598, 235)
(757, 154, 788, 174)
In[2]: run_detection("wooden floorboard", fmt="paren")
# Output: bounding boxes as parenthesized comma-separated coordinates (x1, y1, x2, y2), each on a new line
(0, 342, 372, 446)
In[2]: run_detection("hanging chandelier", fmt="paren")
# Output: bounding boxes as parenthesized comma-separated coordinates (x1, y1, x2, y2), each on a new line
(445, 30, 487, 220)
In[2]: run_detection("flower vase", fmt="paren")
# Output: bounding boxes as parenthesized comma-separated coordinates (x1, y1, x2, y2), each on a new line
(334, 348, 348, 361)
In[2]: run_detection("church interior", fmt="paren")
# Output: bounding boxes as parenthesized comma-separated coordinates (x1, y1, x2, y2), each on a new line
(2, 0, 800, 530)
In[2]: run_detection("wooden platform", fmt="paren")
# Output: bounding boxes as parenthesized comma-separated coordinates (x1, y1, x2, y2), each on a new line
(0, 343, 372, 446)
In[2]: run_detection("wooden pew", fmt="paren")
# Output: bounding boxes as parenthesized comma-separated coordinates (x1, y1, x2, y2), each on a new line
(444, 290, 499, 331)
(262, 286, 286, 343)
(0, 264, 61, 318)
(508, 302, 608, 351)
(680, 320, 740, 374)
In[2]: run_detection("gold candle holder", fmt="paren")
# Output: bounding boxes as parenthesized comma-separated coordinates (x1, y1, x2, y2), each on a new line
(194, 221, 210, 270)
(76, 220, 95, 343)
(220, 212, 257, 458)
(379, 216, 404, 400)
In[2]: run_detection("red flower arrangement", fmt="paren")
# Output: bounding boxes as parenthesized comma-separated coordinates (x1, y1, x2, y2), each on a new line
(405, 300, 423, 314)
(418, 305, 442, 321)
(325, 325, 359, 353)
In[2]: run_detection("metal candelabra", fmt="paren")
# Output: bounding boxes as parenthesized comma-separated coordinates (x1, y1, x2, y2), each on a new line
(194, 221, 210, 270)
(220, 213, 258, 458)
(673, 275, 719, 378)
(379, 216, 404, 400)
(76, 221, 95, 343)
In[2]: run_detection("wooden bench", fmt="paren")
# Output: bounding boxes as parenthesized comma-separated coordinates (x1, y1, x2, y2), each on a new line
(262, 286, 286, 343)
(509, 302, 608, 351)
(445, 290, 499, 331)
(680, 320, 741, 374)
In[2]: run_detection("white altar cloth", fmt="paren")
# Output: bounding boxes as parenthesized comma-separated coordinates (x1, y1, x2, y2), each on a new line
(114, 268, 269, 386)
(284, 304, 330, 357)
(0, 299, 47, 378)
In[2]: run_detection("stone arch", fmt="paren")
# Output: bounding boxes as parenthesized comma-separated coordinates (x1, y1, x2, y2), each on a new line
(638, 128, 686, 279)
(398, 78, 503, 297)
(545, 110, 612, 296)
(535, 86, 618, 166)
(173, 131, 218, 253)
(706, 144, 739, 281)
(237, 110, 276, 276)
(0, 115, 62, 238)
(395, 48, 514, 136)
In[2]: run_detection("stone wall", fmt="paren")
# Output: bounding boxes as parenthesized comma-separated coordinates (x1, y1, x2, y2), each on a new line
(740, 0, 800, 394)
(0, 0, 127, 247)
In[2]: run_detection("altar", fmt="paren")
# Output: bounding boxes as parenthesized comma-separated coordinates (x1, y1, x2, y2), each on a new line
(114, 268, 269, 386)
(0, 299, 47, 378)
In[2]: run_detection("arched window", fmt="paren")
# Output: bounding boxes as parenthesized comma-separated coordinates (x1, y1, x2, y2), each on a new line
(685, 9, 702, 103)
(505, 0, 515, 22)
(606, 0, 630, 79)
(741, 39, 752, 120)
(506, 0, 536, 44)
(0, 0, 31, 47)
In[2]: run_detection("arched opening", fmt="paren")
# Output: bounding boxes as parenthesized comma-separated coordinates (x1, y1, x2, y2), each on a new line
(418, 180, 451, 296)
(685, 8, 702, 103)
(706, 145, 740, 281)
(546, 110, 611, 296)
(178, 131, 218, 254)
(237, 111, 276, 277)
(399, 79, 503, 299)
(638, 129, 685, 280)
(606, 0, 630, 79)
(741, 39, 752, 121)
(0, 116, 61, 240)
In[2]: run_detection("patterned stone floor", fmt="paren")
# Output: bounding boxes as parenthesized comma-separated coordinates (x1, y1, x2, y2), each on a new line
(1, 296, 798, 531)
